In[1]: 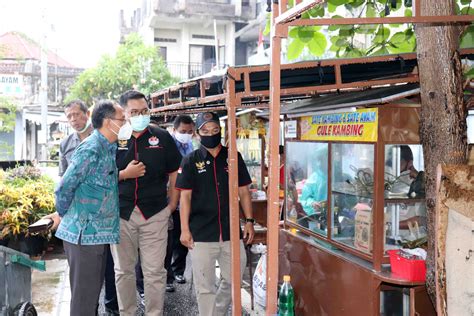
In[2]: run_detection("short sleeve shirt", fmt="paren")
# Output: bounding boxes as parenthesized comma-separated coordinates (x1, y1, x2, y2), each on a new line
(176, 146, 252, 242)
(116, 125, 182, 220)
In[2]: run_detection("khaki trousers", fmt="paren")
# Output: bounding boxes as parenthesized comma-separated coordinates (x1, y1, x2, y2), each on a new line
(110, 206, 170, 316)
(190, 240, 246, 316)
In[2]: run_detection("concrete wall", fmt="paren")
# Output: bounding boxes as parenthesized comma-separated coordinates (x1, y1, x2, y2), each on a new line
(154, 23, 231, 63)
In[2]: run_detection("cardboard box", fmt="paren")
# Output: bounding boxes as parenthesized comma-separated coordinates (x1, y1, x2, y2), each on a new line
(355, 209, 372, 253)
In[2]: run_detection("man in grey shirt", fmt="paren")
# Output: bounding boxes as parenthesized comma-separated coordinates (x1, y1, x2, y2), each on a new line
(59, 99, 93, 176)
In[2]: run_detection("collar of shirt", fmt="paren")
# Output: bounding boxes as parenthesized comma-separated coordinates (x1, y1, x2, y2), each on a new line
(198, 145, 225, 160)
(173, 136, 193, 156)
(72, 132, 81, 143)
(93, 129, 117, 154)
(73, 128, 93, 143)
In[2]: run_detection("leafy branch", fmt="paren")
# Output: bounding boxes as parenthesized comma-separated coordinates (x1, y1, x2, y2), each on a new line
(66, 33, 179, 106)
(266, 0, 473, 61)
(0, 97, 17, 133)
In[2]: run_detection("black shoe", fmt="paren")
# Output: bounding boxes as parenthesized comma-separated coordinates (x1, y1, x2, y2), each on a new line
(175, 275, 186, 284)
(166, 283, 175, 292)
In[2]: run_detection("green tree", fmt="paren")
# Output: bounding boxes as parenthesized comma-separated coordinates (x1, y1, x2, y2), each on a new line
(0, 96, 17, 161)
(265, 0, 473, 60)
(0, 96, 17, 133)
(66, 33, 178, 105)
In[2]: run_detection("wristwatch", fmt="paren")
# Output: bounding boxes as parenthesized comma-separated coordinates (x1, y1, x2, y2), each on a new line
(245, 218, 256, 224)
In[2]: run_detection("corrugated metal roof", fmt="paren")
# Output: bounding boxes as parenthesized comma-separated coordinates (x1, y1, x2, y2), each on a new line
(258, 83, 420, 118)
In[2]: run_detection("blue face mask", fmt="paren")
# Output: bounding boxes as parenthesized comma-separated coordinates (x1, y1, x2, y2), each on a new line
(130, 115, 151, 132)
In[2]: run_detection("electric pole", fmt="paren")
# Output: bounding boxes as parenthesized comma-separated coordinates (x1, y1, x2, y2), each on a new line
(40, 8, 48, 160)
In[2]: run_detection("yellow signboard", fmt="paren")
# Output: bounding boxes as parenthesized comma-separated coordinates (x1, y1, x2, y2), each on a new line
(300, 108, 378, 142)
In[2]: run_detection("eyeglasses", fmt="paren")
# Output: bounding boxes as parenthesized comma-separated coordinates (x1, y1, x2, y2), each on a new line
(129, 109, 150, 117)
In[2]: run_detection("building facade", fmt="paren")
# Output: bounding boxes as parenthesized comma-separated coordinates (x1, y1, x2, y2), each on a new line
(0, 32, 82, 161)
(120, 0, 261, 80)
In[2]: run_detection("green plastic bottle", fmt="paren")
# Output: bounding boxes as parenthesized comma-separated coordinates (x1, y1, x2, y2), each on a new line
(278, 275, 295, 316)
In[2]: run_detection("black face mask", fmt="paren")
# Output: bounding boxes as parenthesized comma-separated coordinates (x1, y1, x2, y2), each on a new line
(200, 133, 221, 148)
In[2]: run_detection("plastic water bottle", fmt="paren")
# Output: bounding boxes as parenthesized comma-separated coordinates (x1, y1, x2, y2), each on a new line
(288, 207, 297, 223)
(278, 275, 295, 316)
(287, 208, 298, 233)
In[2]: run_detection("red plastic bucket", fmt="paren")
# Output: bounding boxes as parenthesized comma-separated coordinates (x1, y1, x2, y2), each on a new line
(387, 249, 426, 282)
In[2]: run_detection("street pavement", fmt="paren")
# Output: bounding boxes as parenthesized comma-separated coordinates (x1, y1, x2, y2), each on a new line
(32, 246, 264, 316)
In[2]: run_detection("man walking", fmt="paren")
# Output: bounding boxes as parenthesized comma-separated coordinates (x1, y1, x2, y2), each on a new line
(112, 90, 182, 316)
(59, 100, 93, 176)
(176, 112, 255, 316)
(54, 100, 125, 316)
(165, 114, 195, 292)
(58, 99, 124, 315)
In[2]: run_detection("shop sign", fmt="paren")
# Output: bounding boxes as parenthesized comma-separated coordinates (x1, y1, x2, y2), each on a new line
(0, 74, 24, 97)
(284, 120, 297, 138)
(300, 108, 378, 142)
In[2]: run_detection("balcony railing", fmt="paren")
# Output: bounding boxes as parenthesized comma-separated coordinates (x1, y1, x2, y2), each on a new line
(166, 62, 226, 80)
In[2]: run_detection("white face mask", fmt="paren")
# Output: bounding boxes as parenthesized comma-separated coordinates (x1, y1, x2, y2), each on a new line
(77, 119, 91, 134)
(175, 132, 193, 144)
(111, 121, 133, 140)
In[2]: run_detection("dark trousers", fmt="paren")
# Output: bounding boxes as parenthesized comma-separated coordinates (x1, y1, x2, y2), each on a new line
(136, 255, 144, 294)
(164, 226, 174, 284)
(104, 248, 119, 310)
(64, 241, 106, 316)
(170, 210, 188, 276)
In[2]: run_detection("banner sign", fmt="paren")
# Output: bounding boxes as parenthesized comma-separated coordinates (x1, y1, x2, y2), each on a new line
(300, 108, 378, 142)
(284, 120, 297, 138)
(0, 74, 24, 97)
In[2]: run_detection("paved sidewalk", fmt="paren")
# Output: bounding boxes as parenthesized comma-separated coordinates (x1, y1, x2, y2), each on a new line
(32, 251, 265, 315)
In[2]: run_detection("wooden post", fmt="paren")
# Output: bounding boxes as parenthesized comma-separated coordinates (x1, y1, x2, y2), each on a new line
(266, 12, 283, 314)
(226, 70, 242, 315)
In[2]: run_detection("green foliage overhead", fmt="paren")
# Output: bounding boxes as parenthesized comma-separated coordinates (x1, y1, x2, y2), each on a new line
(66, 33, 178, 105)
(0, 97, 17, 133)
(266, 0, 473, 61)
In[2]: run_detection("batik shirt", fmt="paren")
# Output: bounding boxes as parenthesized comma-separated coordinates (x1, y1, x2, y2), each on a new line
(55, 130, 120, 245)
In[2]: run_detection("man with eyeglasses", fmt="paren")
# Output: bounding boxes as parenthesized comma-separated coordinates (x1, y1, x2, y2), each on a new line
(54, 100, 125, 316)
(111, 90, 182, 316)
(176, 112, 255, 316)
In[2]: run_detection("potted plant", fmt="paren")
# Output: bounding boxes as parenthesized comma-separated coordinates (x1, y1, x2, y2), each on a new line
(0, 166, 55, 256)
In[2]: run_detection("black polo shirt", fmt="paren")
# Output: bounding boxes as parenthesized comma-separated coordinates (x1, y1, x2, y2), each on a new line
(175, 146, 252, 242)
(116, 125, 181, 220)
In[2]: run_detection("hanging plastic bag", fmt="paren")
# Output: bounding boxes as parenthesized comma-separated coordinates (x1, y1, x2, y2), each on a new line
(253, 253, 267, 308)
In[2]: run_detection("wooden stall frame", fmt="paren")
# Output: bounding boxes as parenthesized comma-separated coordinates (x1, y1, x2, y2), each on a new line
(148, 35, 473, 316)
(148, 52, 473, 315)
(267, 1, 474, 314)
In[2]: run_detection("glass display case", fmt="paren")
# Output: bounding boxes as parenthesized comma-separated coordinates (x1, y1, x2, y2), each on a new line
(384, 145, 427, 252)
(283, 106, 427, 266)
(331, 143, 375, 253)
(285, 142, 329, 236)
(237, 137, 263, 190)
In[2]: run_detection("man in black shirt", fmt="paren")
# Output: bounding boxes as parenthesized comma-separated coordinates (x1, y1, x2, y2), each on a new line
(111, 90, 181, 316)
(176, 112, 255, 316)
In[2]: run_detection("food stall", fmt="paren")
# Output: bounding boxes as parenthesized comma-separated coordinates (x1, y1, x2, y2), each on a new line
(149, 50, 473, 314)
(278, 87, 436, 315)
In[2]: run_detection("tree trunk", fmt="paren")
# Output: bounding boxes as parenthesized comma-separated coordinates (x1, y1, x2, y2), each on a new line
(415, 0, 468, 306)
